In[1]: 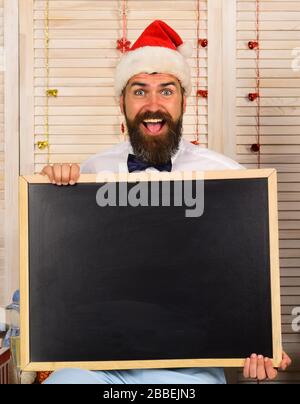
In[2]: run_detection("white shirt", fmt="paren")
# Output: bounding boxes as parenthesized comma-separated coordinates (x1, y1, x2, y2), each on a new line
(80, 138, 244, 174)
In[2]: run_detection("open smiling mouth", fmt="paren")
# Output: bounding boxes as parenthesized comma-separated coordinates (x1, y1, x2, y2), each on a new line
(141, 118, 167, 136)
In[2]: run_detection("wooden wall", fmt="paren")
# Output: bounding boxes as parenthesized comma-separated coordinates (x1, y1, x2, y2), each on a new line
(237, 0, 300, 383)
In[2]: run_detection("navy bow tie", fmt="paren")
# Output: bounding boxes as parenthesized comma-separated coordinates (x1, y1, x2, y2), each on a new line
(127, 154, 172, 173)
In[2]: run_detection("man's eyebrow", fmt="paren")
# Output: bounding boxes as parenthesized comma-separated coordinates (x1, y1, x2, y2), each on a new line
(129, 82, 148, 88)
(129, 81, 178, 88)
(159, 82, 177, 88)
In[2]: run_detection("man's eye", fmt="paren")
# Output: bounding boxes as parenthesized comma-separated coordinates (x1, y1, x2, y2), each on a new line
(162, 89, 173, 96)
(134, 89, 145, 96)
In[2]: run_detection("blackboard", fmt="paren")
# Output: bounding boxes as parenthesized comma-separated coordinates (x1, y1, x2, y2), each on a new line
(20, 169, 282, 371)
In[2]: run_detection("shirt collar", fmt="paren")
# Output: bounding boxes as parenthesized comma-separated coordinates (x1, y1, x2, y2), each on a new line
(172, 138, 185, 163)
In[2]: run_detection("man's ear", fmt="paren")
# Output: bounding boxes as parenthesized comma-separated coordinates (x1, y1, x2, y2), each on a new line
(120, 95, 125, 115)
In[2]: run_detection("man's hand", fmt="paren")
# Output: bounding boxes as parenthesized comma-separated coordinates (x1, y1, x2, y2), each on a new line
(40, 164, 80, 186)
(243, 352, 292, 381)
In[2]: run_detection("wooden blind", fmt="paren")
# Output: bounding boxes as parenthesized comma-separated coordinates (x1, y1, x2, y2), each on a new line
(0, 0, 4, 306)
(33, 0, 208, 173)
(237, 0, 300, 384)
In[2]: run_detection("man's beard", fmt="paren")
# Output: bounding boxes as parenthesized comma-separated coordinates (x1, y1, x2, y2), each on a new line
(124, 107, 183, 165)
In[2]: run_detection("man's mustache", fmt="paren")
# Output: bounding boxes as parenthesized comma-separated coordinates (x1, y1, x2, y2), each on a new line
(134, 111, 174, 126)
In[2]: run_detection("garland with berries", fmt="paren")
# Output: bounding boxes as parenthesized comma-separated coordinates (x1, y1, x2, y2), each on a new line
(248, 0, 261, 167)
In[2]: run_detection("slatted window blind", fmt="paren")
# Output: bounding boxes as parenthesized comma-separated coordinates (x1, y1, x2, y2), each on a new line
(237, 0, 300, 384)
(33, 0, 208, 173)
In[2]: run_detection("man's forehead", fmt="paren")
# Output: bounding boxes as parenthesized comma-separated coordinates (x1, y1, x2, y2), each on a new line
(127, 73, 180, 87)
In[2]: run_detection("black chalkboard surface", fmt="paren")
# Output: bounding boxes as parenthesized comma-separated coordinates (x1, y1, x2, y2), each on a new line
(19, 170, 282, 371)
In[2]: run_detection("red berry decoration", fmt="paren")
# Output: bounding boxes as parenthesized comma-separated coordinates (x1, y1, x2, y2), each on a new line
(248, 41, 259, 50)
(251, 143, 260, 152)
(197, 90, 208, 98)
(191, 140, 200, 145)
(248, 93, 259, 102)
(117, 38, 131, 53)
(199, 38, 208, 48)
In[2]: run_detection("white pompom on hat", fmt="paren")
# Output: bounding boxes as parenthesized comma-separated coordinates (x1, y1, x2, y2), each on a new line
(115, 20, 192, 98)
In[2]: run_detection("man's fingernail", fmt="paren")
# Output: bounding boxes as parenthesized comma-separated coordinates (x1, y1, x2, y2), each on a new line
(258, 355, 263, 360)
(52, 180, 56, 184)
(251, 354, 257, 358)
(57, 182, 61, 186)
(69, 180, 75, 185)
(265, 357, 269, 362)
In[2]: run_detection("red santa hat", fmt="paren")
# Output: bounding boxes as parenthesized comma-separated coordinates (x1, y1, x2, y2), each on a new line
(115, 20, 193, 97)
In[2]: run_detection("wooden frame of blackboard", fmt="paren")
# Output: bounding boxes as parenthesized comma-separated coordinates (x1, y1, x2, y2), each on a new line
(19, 169, 282, 371)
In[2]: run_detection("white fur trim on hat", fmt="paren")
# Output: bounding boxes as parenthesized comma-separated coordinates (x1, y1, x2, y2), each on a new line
(177, 41, 193, 58)
(115, 46, 192, 97)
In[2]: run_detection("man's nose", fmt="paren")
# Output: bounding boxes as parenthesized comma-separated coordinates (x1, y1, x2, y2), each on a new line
(145, 93, 162, 111)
